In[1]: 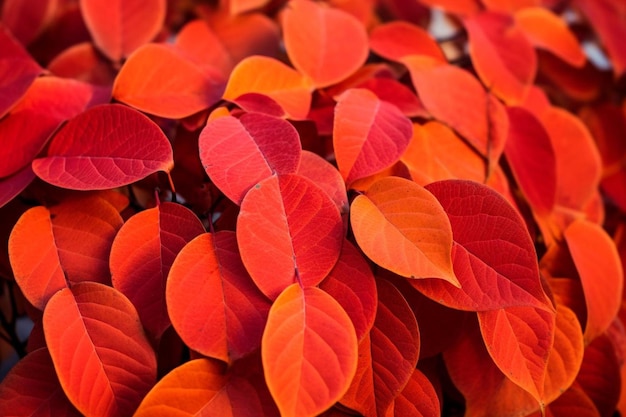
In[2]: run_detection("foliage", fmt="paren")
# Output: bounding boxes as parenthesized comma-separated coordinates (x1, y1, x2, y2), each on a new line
(0, 0, 625, 416)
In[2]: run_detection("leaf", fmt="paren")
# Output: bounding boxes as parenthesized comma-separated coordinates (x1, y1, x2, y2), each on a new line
(262, 284, 358, 417)
(297, 150, 349, 215)
(333, 88, 413, 185)
(1, 0, 57, 45)
(199, 112, 302, 205)
(282, 0, 368, 88)
(340, 278, 420, 416)
(319, 239, 377, 342)
(166, 231, 271, 363)
(463, 11, 536, 103)
(32, 104, 174, 190)
(229, 0, 272, 15)
(0, 166, 35, 209)
(411, 179, 552, 311)
(515, 7, 586, 67)
(481, 0, 539, 12)
(223, 55, 312, 120)
(504, 106, 556, 216)
(237, 174, 343, 300)
(369, 20, 446, 63)
(0, 348, 82, 417)
(79, 0, 166, 62)
(350, 176, 458, 285)
(113, 43, 225, 119)
(387, 368, 441, 417)
(47, 42, 116, 86)
(0, 24, 43, 118)
(175, 19, 234, 77)
(355, 77, 428, 118)
(540, 385, 601, 417)
(9, 195, 123, 310)
(110, 202, 205, 340)
(43, 282, 157, 417)
(134, 357, 279, 417)
(0, 76, 109, 178)
(414, 0, 480, 15)
(564, 219, 623, 344)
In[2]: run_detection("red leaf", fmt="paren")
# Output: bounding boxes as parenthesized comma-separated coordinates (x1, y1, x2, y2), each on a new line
(199, 112, 302, 204)
(175, 19, 234, 77)
(47, 42, 117, 86)
(414, 0, 480, 15)
(340, 278, 420, 416)
(113, 43, 225, 119)
(166, 231, 271, 363)
(388, 368, 441, 417)
(356, 77, 428, 118)
(481, 0, 539, 12)
(297, 150, 349, 216)
(237, 174, 343, 299)
(79, 0, 166, 62)
(333, 88, 413, 185)
(282, 0, 368, 88)
(32, 104, 174, 190)
(369, 20, 446, 63)
(1, 0, 57, 45)
(43, 282, 157, 417)
(320, 239, 377, 341)
(0, 166, 35, 209)
(0, 24, 43, 119)
(110, 202, 205, 339)
(262, 284, 358, 417)
(0, 348, 82, 416)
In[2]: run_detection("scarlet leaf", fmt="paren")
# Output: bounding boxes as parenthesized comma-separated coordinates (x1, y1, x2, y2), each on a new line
(320, 239, 377, 341)
(333, 88, 413, 185)
(350, 176, 458, 285)
(464, 11, 537, 103)
(355, 77, 428, 118)
(237, 174, 343, 300)
(0, 24, 43, 118)
(199, 112, 302, 205)
(110, 202, 205, 340)
(515, 7, 586, 67)
(340, 278, 420, 416)
(1, 0, 57, 45)
(223, 55, 312, 120)
(414, 0, 480, 15)
(47, 42, 117, 86)
(282, 0, 368, 88)
(113, 44, 225, 119)
(166, 231, 271, 363)
(481, 0, 538, 12)
(564, 220, 623, 343)
(175, 19, 234, 77)
(262, 284, 358, 417)
(369, 21, 446, 63)
(0, 348, 82, 416)
(297, 150, 349, 215)
(43, 282, 157, 417)
(388, 368, 441, 417)
(32, 104, 174, 190)
(411, 180, 552, 311)
(0, 166, 35, 209)
(79, 0, 165, 62)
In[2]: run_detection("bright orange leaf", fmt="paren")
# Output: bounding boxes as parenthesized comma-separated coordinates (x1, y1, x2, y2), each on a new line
(369, 21, 446, 63)
(174, 19, 234, 77)
(414, 0, 480, 15)
(482, 0, 539, 12)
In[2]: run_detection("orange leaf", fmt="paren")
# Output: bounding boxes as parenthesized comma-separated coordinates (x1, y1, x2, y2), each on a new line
(350, 177, 458, 286)
(333, 88, 413, 185)
(414, 0, 480, 15)
(369, 21, 446, 63)
(174, 19, 234, 77)
(0, 348, 82, 416)
(464, 11, 537, 103)
(223, 55, 312, 120)
(47, 42, 116, 86)
(262, 284, 358, 417)
(79, 0, 165, 62)
(481, 0, 539, 12)
(237, 174, 343, 300)
(113, 44, 225, 119)
(228, 0, 272, 14)
(515, 7, 586, 67)
(282, 0, 368, 88)
(110, 202, 205, 340)
(387, 368, 441, 417)
(43, 282, 157, 417)
(166, 231, 271, 363)
(564, 220, 623, 344)
(199, 112, 302, 204)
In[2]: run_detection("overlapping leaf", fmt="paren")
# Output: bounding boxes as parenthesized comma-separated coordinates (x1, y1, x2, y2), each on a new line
(386, 368, 440, 417)
(237, 174, 343, 299)
(199, 112, 302, 204)
(175, 19, 234, 77)
(166, 231, 271, 363)
(369, 21, 446, 63)
(350, 176, 458, 285)
(43, 282, 157, 417)
(79, 0, 165, 62)
(333, 88, 413, 185)
(110, 202, 205, 340)
(0, 166, 35, 209)
(262, 284, 358, 417)
(32, 104, 174, 190)
(297, 150, 348, 215)
(1, 0, 57, 45)
(282, 0, 368, 88)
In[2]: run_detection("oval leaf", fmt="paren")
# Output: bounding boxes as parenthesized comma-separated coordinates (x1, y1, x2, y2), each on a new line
(333, 88, 413, 185)
(111, 202, 205, 339)
(199, 112, 302, 204)
(389, 368, 441, 417)
(297, 150, 349, 215)
(237, 174, 343, 300)
(32, 104, 174, 190)
(282, 0, 368, 88)
(43, 282, 157, 417)
(369, 21, 446, 63)
(0, 166, 35, 209)
(262, 284, 358, 417)
(166, 231, 271, 363)
(350, 176, 458, 286)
